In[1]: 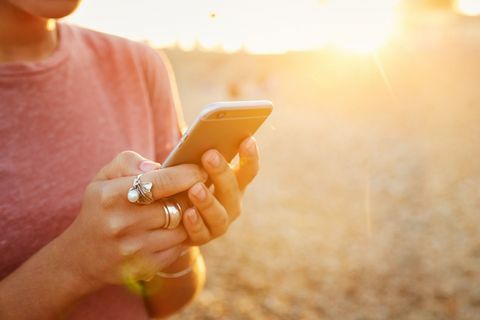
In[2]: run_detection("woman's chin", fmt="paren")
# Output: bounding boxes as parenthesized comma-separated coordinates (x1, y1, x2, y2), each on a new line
(9, 0, 82, 19)
(38, 0, 82, 18)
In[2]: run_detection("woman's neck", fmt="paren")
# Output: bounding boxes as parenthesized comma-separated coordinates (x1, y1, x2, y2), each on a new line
(0, 1, 57, 63)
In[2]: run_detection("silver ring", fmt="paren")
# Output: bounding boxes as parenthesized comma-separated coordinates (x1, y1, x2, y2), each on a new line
(160, 198, 183, 229)
(127, 174, 154, 205)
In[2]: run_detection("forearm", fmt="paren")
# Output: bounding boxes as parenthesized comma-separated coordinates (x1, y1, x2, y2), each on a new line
(0, 232, 93, 319)
(143, 247, 206, 319)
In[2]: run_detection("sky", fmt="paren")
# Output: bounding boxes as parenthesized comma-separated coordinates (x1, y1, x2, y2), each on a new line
(67, 0, 478, 54)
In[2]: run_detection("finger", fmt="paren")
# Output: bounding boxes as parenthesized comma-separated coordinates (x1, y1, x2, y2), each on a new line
(188, 183, 230, 236)
(119, 228, 187, 257)
(201, 150, 241, 220)
(143, 165, 207, 200)
(104, 202, 172, 237)
(144, 228, 187, 253)
(100, 164, 207, 206)
(235, 137, 259, 191)
(95, 150, 161, 181)
(183, 207, 211, 245)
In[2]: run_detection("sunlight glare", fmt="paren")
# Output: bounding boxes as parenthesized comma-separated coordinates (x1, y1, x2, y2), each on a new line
(325, 0, 399, 53)
(177, 36, 196, 52)
(67, 0, 400, 55)
(455, 0, 480, 16)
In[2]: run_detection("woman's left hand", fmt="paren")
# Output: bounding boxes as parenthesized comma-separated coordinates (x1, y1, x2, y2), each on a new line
(182, 137, 259, 245)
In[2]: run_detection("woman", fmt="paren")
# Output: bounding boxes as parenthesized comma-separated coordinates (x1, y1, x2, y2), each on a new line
(0, 0, 259, 319)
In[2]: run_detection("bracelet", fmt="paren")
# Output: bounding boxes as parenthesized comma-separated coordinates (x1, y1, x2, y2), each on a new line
(155, 248, 200, 279)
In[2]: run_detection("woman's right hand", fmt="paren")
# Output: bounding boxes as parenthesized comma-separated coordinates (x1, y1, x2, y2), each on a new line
(58, 151, 207, 291)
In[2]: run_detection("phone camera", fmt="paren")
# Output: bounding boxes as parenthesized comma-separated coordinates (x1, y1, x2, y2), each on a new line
(216, 112, 226, 119)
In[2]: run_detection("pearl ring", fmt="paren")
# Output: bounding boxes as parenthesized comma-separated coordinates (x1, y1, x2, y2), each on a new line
(127, 174, 154, 205)
(127, 174, 183, 229)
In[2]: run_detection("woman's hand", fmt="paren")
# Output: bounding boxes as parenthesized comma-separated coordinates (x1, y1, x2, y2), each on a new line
(182, 137, 259, 244)
(59, 151, 207, 290)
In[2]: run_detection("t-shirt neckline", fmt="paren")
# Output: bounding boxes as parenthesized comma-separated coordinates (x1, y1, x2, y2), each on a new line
(0, 22, 69, 77)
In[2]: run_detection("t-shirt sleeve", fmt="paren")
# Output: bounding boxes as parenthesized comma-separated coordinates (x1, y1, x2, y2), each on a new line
(142, 47, 185, 163)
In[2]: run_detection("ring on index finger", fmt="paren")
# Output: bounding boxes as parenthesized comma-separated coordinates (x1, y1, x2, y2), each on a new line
(127, 174, 154, 205)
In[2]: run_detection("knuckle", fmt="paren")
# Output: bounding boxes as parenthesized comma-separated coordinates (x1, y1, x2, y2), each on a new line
(117, 150, 139, 162)
(197, 192, 215, 209)
(85, 182, 101, 200)
(99, 184, 118, 210)
(105, 215, 130, 237)
(189, 218, 206, 233)
(154, 172, 175, 191)
(205, 157, 228, 175)
(118, 238, 144, 257)
(186, 164, 207, 181)
(116, 150, 142, 174)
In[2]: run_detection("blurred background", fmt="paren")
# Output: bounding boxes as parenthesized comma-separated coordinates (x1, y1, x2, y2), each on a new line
(68, 1, 480, 319)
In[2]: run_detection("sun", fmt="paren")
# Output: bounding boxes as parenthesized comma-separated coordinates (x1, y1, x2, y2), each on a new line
(324, 0, 399, 53)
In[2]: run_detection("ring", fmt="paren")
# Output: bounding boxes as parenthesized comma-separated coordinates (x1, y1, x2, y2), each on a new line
(160, 198, 183, 229)
(127, 174, 154, 205)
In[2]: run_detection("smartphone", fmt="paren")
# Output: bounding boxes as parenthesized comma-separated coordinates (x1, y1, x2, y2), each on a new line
(161, 100, 273, 168)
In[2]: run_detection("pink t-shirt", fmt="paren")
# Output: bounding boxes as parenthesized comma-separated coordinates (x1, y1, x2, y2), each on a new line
(0, 23, 182, 319)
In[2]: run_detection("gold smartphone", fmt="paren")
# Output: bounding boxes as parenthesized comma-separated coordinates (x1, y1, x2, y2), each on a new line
(162, 100, 273, 168)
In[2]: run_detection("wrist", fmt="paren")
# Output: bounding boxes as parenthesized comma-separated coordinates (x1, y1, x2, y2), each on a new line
(0, 228, 98, 319)
(143, 249, 206, 318)
(50, 228, 99, 298)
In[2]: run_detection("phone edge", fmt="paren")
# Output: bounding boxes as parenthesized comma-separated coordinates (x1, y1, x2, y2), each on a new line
(161, 100, 273, 168)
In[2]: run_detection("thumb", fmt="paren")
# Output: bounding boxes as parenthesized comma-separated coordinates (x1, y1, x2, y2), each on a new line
(94, 150, 161, 181)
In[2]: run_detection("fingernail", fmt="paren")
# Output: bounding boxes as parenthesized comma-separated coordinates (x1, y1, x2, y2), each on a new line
(245, 137, 257, 154)
(191, 183, 206, 201)
(140, 160, 160, 172)
(187, 209, 198, 224)
(206, 151, 220, 168)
